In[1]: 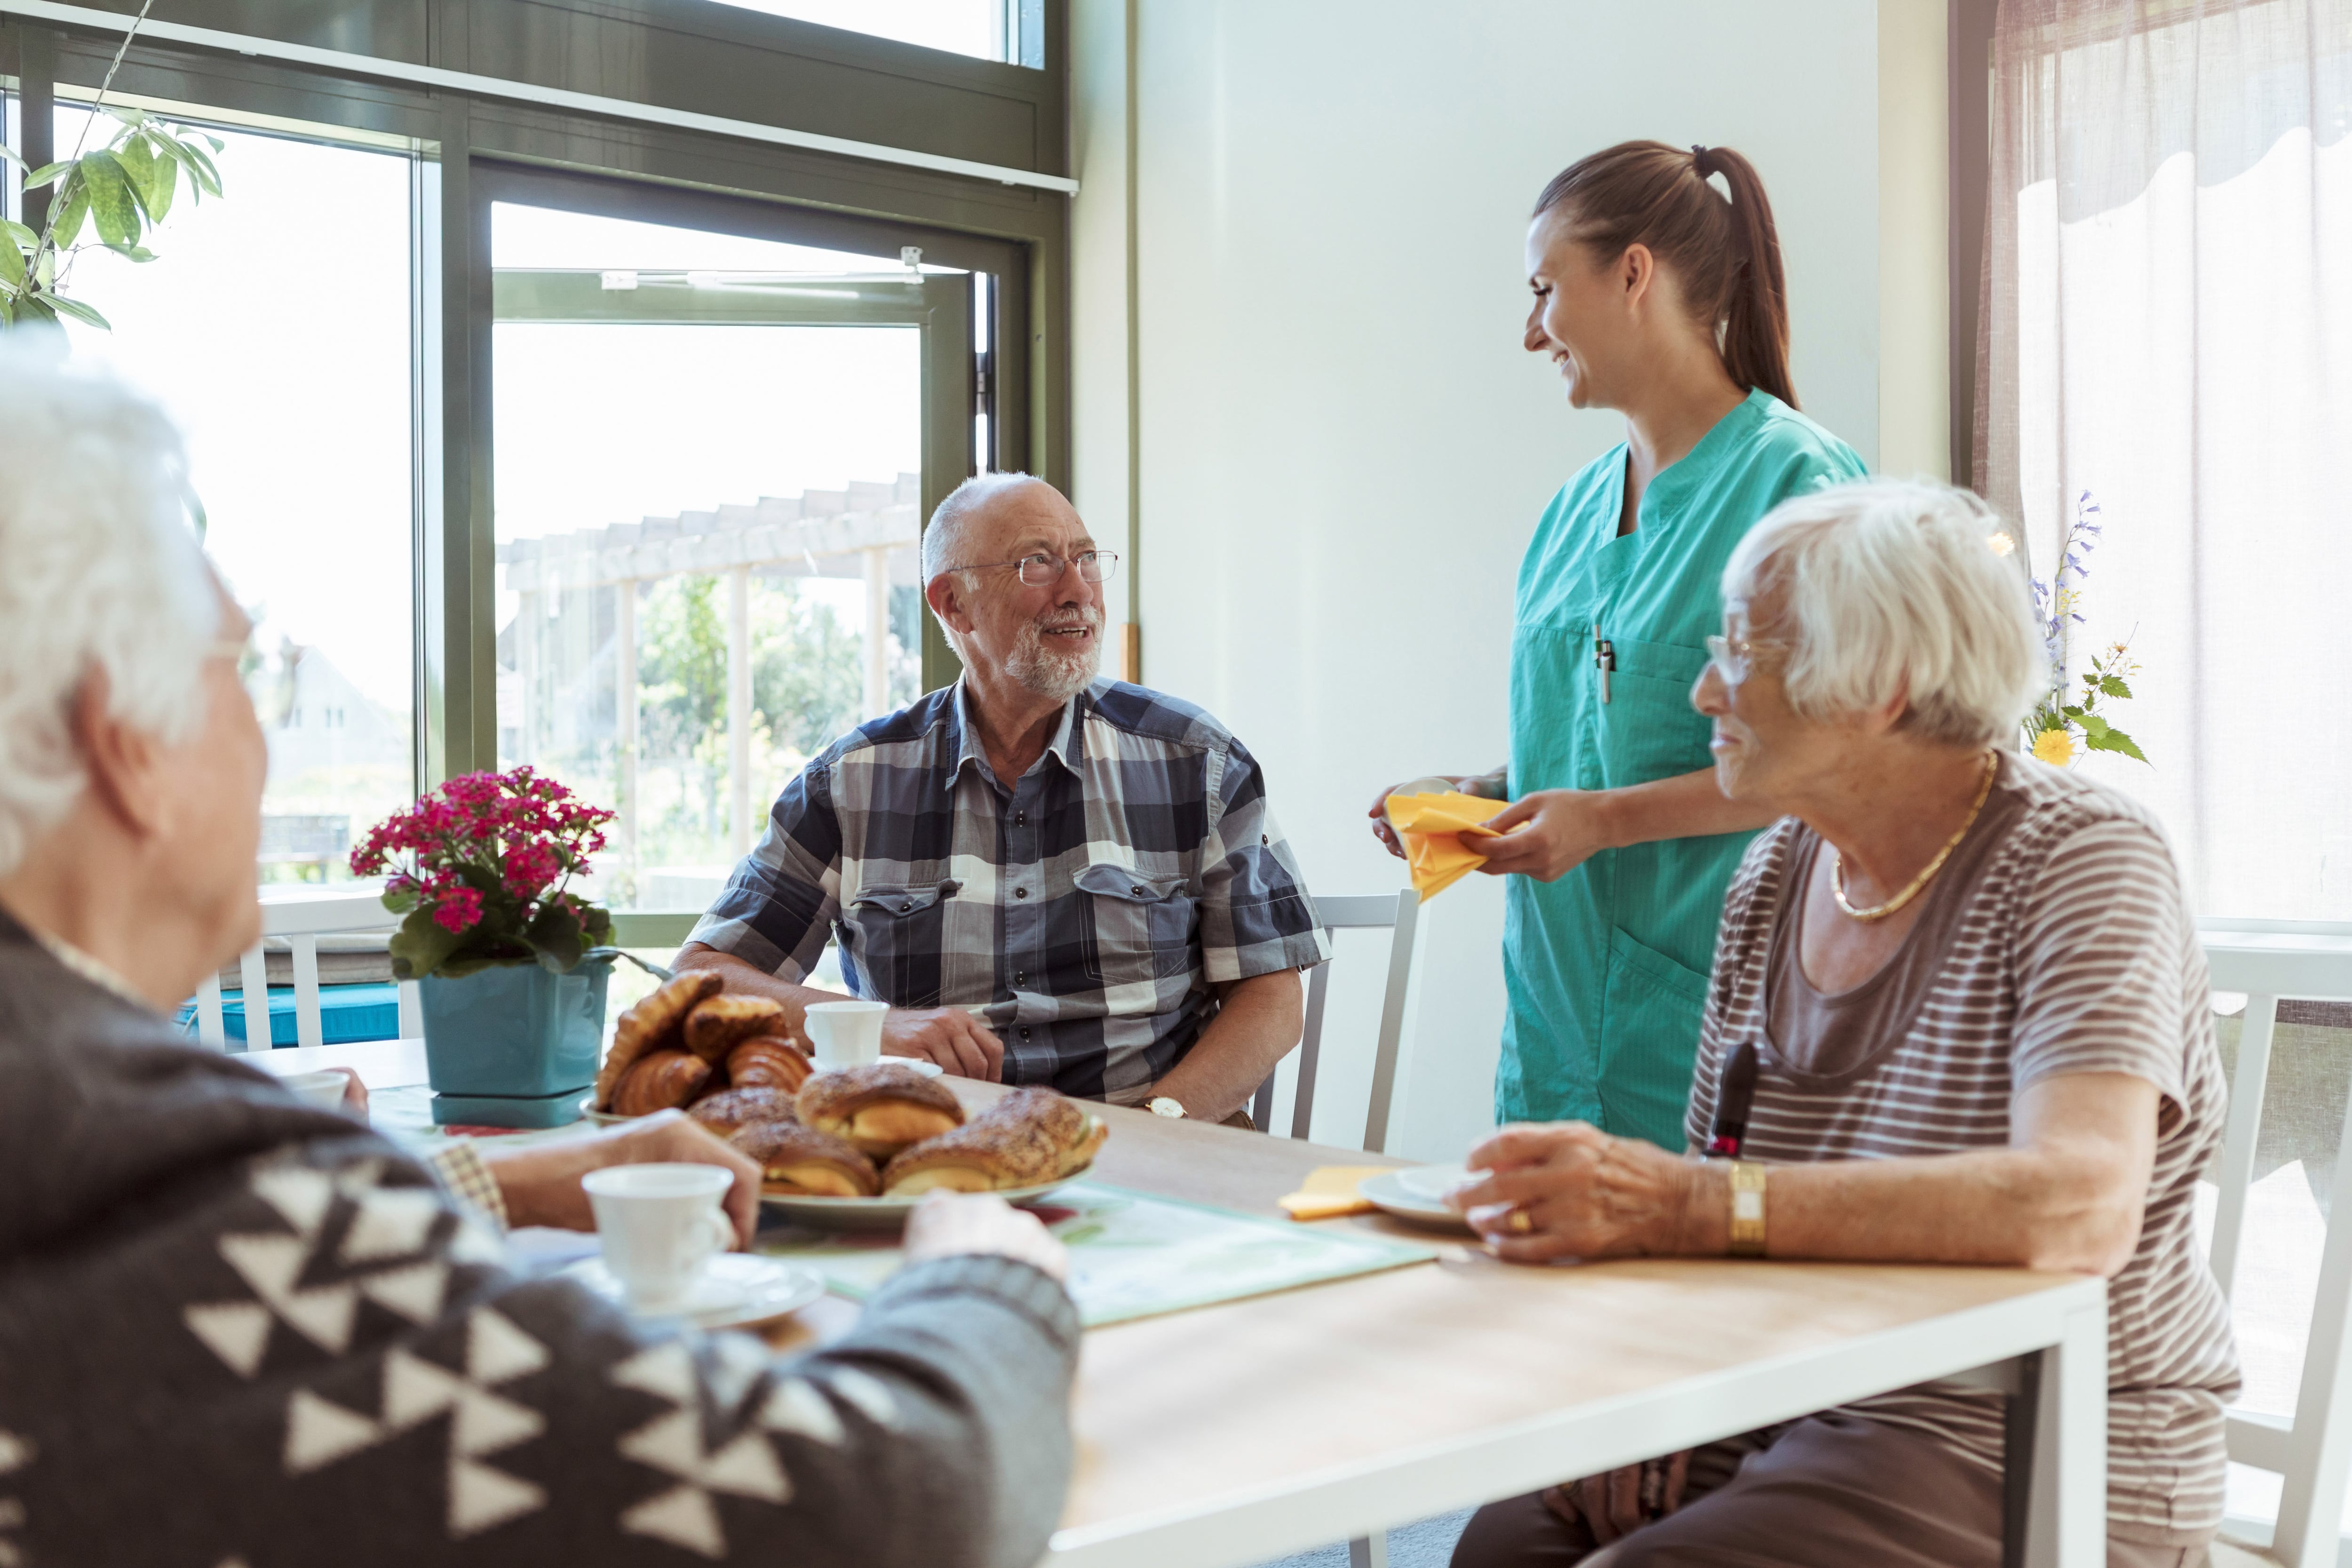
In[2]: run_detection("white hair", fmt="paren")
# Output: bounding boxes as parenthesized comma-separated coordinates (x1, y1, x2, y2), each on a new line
(0, 346, 220, 877)
(921, 472, 1047, 664)
(1722, 479, 2043, 747)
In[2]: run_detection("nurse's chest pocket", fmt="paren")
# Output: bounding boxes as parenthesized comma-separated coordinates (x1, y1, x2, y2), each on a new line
(1597, 637, 1715, 788)
(837, 880, 958, 1005)
(1075, 863, 1196, 987)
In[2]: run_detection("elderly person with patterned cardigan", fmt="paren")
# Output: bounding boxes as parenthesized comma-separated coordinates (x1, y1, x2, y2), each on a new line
(1446, 480, 2238, 1568)
(0, 352, 1078, 1568)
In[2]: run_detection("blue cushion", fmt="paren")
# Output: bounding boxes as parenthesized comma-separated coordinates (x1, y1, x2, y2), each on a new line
(175, 982, 403, 1047)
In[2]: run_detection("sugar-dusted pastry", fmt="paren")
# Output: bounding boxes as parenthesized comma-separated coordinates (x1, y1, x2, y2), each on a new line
(794, 1062, 965, 1158)
(724, 1035, 813, 1094)
(681, 994, 793, 1064)
(594, 970, 723, 1110)
(731, 1120, 881, 1198)
(610, 1049, 713, 1116)
(686, 1085, 798, 1136)
(881, 1088, 1107, 1194)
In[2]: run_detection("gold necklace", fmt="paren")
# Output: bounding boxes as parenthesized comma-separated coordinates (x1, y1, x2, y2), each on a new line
(1830, 751, 2000, 922)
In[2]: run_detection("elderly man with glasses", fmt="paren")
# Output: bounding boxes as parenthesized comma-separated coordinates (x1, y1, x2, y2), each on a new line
(680, 474, 1328, 1123)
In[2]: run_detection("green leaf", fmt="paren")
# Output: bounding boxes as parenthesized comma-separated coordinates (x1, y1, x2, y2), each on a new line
(83, 151, 148, 240)
(579, 902, 614, 951)
(2074, 711, 2114, 739)
(2098, 674, 2134, 700)
(389, 905, 465, 981)
(381, 883, 421, 915)
(525, 899, 588, 973)
(118, 136, 171, 223)
(11, 293, 56, 324)
(1, 219, 37, 252)
(102, 242, 157, 263)
(104, 106, 148, 129)
(0, 241, 23, 289)
(2083, 725, 2150, 764)
(171, 136, 223, 197)
(0, 143, 23, 172)
(51, 182, 89, 249)
(21, 160, 70, 191)
(42, 292, 110, 331)
(2060, 704, 2087, 722)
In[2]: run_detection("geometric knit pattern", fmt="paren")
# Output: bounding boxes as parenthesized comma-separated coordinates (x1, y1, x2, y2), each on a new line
(179, 1157, 536, 1539)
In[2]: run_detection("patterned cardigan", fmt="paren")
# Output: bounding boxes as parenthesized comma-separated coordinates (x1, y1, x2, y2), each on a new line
(0, 907, 1080, 1567)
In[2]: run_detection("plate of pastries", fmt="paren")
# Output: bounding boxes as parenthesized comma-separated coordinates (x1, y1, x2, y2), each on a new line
(588, 975, 1105, 1228)
(736, 1068, 1107, 1229)
(584, 972, 934, 1127)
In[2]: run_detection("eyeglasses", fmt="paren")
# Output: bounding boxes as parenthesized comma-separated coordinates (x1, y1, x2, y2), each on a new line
(948, 549, 1120, 588)
(1704, 633, 1785, 685)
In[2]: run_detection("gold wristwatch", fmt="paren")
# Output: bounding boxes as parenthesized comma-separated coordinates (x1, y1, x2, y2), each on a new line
(1145, 1096, 1186, 1119)
(1726, 1161, 1767, 1257)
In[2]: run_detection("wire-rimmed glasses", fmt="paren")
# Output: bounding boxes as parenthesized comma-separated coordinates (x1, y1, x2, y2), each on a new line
(950, 549, 1120, 588)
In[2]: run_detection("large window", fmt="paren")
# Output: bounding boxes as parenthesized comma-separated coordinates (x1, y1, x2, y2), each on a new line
(490, 203, 951, 912)
(707, 0, 1014, 61)
(49, 106, 418, 885)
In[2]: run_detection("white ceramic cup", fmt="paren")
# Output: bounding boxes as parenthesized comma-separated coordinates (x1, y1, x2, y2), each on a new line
(803, 999, 888, 1069)
(581, 1163, 736, 1314)
(278, 1068, 353, 1114)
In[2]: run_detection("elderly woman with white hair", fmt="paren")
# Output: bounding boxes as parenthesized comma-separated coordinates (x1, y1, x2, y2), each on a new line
(1447, 480, 2237, 1568)
(0, 351, 1081, 1567)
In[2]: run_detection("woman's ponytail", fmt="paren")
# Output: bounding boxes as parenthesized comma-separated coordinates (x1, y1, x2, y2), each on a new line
(1694, 146, 1796, 409)
(1533, 140, 1801, 409)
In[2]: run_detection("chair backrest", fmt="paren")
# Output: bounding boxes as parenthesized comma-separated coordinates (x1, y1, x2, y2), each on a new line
(2200, 918, 2352, 1566)
(1249, 890, 1421, 1154)
(191, 886, 414, 1053)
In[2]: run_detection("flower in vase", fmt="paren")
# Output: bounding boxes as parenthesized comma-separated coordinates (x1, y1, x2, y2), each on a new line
(2032, 727, 2075, 767)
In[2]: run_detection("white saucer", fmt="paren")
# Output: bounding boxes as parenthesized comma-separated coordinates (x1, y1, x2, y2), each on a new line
(810, 1058, 946, 1078)
(1358, 1168, 1474, 1232)
(561, 1252, 825, 1329)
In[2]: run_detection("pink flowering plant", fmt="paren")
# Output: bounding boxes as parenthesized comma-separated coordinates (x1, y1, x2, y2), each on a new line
(350, 767, 616, 981)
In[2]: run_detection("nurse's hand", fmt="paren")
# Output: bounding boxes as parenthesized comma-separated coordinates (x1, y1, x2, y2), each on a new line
(1366, 772, 1502, 858)
(1475, 788, 1618, 881)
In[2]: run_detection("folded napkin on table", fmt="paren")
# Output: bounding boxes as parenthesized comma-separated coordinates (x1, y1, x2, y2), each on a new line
(1277, 1165, 1397, 1221)
(1385, 790, 1511, 901)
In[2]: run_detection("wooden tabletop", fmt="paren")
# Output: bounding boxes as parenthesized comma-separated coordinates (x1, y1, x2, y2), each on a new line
(242, 1042, 2095, 1565)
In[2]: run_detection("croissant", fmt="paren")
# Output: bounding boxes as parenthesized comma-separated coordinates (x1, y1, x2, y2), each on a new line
(610, 1049, 712, 1116)
(794, 1062, 965, 1158)
(682, 994, 793, 1063)
(881, 1088, 1107, 1194)
(725, 1035, 813, 1094)
(731, 1120, 881, 1198)
(687, 1086, 798, 1136)
(594, 971, 722, 1109)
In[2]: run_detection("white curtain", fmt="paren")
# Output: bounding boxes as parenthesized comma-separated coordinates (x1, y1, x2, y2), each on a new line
(1979, 0, 2352, 918)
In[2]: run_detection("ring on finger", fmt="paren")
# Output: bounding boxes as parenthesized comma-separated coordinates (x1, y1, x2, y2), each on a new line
(1506, 1206, 1534, 1235)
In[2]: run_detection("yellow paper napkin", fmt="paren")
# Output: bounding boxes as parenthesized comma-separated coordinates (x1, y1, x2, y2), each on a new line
(1385, 790, 1511, 901)
(1277, 1164, 1397, 1221)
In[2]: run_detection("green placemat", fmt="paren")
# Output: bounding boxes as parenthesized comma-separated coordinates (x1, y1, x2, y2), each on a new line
(757, 1181, 1438, 1328)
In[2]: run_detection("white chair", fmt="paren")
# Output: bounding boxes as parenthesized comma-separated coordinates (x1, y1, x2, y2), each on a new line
(1250, 890, 1422, 1154)
(2200, 918, 2352, 1566)
(191, 885, 418, 1053)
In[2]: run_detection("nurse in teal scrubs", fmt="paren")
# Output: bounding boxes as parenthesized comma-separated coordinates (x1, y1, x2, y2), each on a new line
(1374, 141, 1864, 1150)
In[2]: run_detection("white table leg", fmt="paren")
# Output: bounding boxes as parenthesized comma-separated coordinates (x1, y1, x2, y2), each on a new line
(2025, 1292, 2108, 1568)
(236, 946, 271, 1054)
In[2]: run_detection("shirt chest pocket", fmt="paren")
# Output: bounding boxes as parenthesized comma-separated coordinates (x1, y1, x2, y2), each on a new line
(1596, 636, 1716, 788)
(837, 880, 959, 1006)
(1074, 863, 1196, 987)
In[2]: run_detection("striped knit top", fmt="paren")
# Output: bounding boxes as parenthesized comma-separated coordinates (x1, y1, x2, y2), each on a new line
(1684, 752, 2239, 1544)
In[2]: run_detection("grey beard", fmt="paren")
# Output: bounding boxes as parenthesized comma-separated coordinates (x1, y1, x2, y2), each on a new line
(1006, 616, 1102, 702)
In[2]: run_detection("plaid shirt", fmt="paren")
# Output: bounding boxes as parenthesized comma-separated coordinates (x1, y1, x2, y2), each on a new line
(689, 679, 1330, 1100)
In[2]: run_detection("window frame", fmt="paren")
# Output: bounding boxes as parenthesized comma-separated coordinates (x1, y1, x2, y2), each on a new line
(0, 0, 1069, 794)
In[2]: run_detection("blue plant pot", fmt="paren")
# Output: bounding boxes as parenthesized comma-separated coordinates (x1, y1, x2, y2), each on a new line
(418, 959, 611, 1100)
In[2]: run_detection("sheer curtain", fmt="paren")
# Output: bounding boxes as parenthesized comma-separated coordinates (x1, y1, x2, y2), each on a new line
(1979, 0, 2352, 919)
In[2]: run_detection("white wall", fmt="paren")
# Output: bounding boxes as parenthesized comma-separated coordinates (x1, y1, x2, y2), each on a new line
(1073, 1, 1915, 1161)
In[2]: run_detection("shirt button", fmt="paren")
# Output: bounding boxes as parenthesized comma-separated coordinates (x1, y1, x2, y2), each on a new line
(1021, 1027, 1032, 1040)
(1130, 884, 1145, 896)
(898, 901, 912, 912)
(1016, 811, 1027, 826)
(1015, 971, 1026, 986)
(1015, 887, 1028, 899)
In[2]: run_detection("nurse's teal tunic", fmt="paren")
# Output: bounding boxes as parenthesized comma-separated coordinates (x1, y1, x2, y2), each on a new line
(1501, 389, 1865, 1148)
